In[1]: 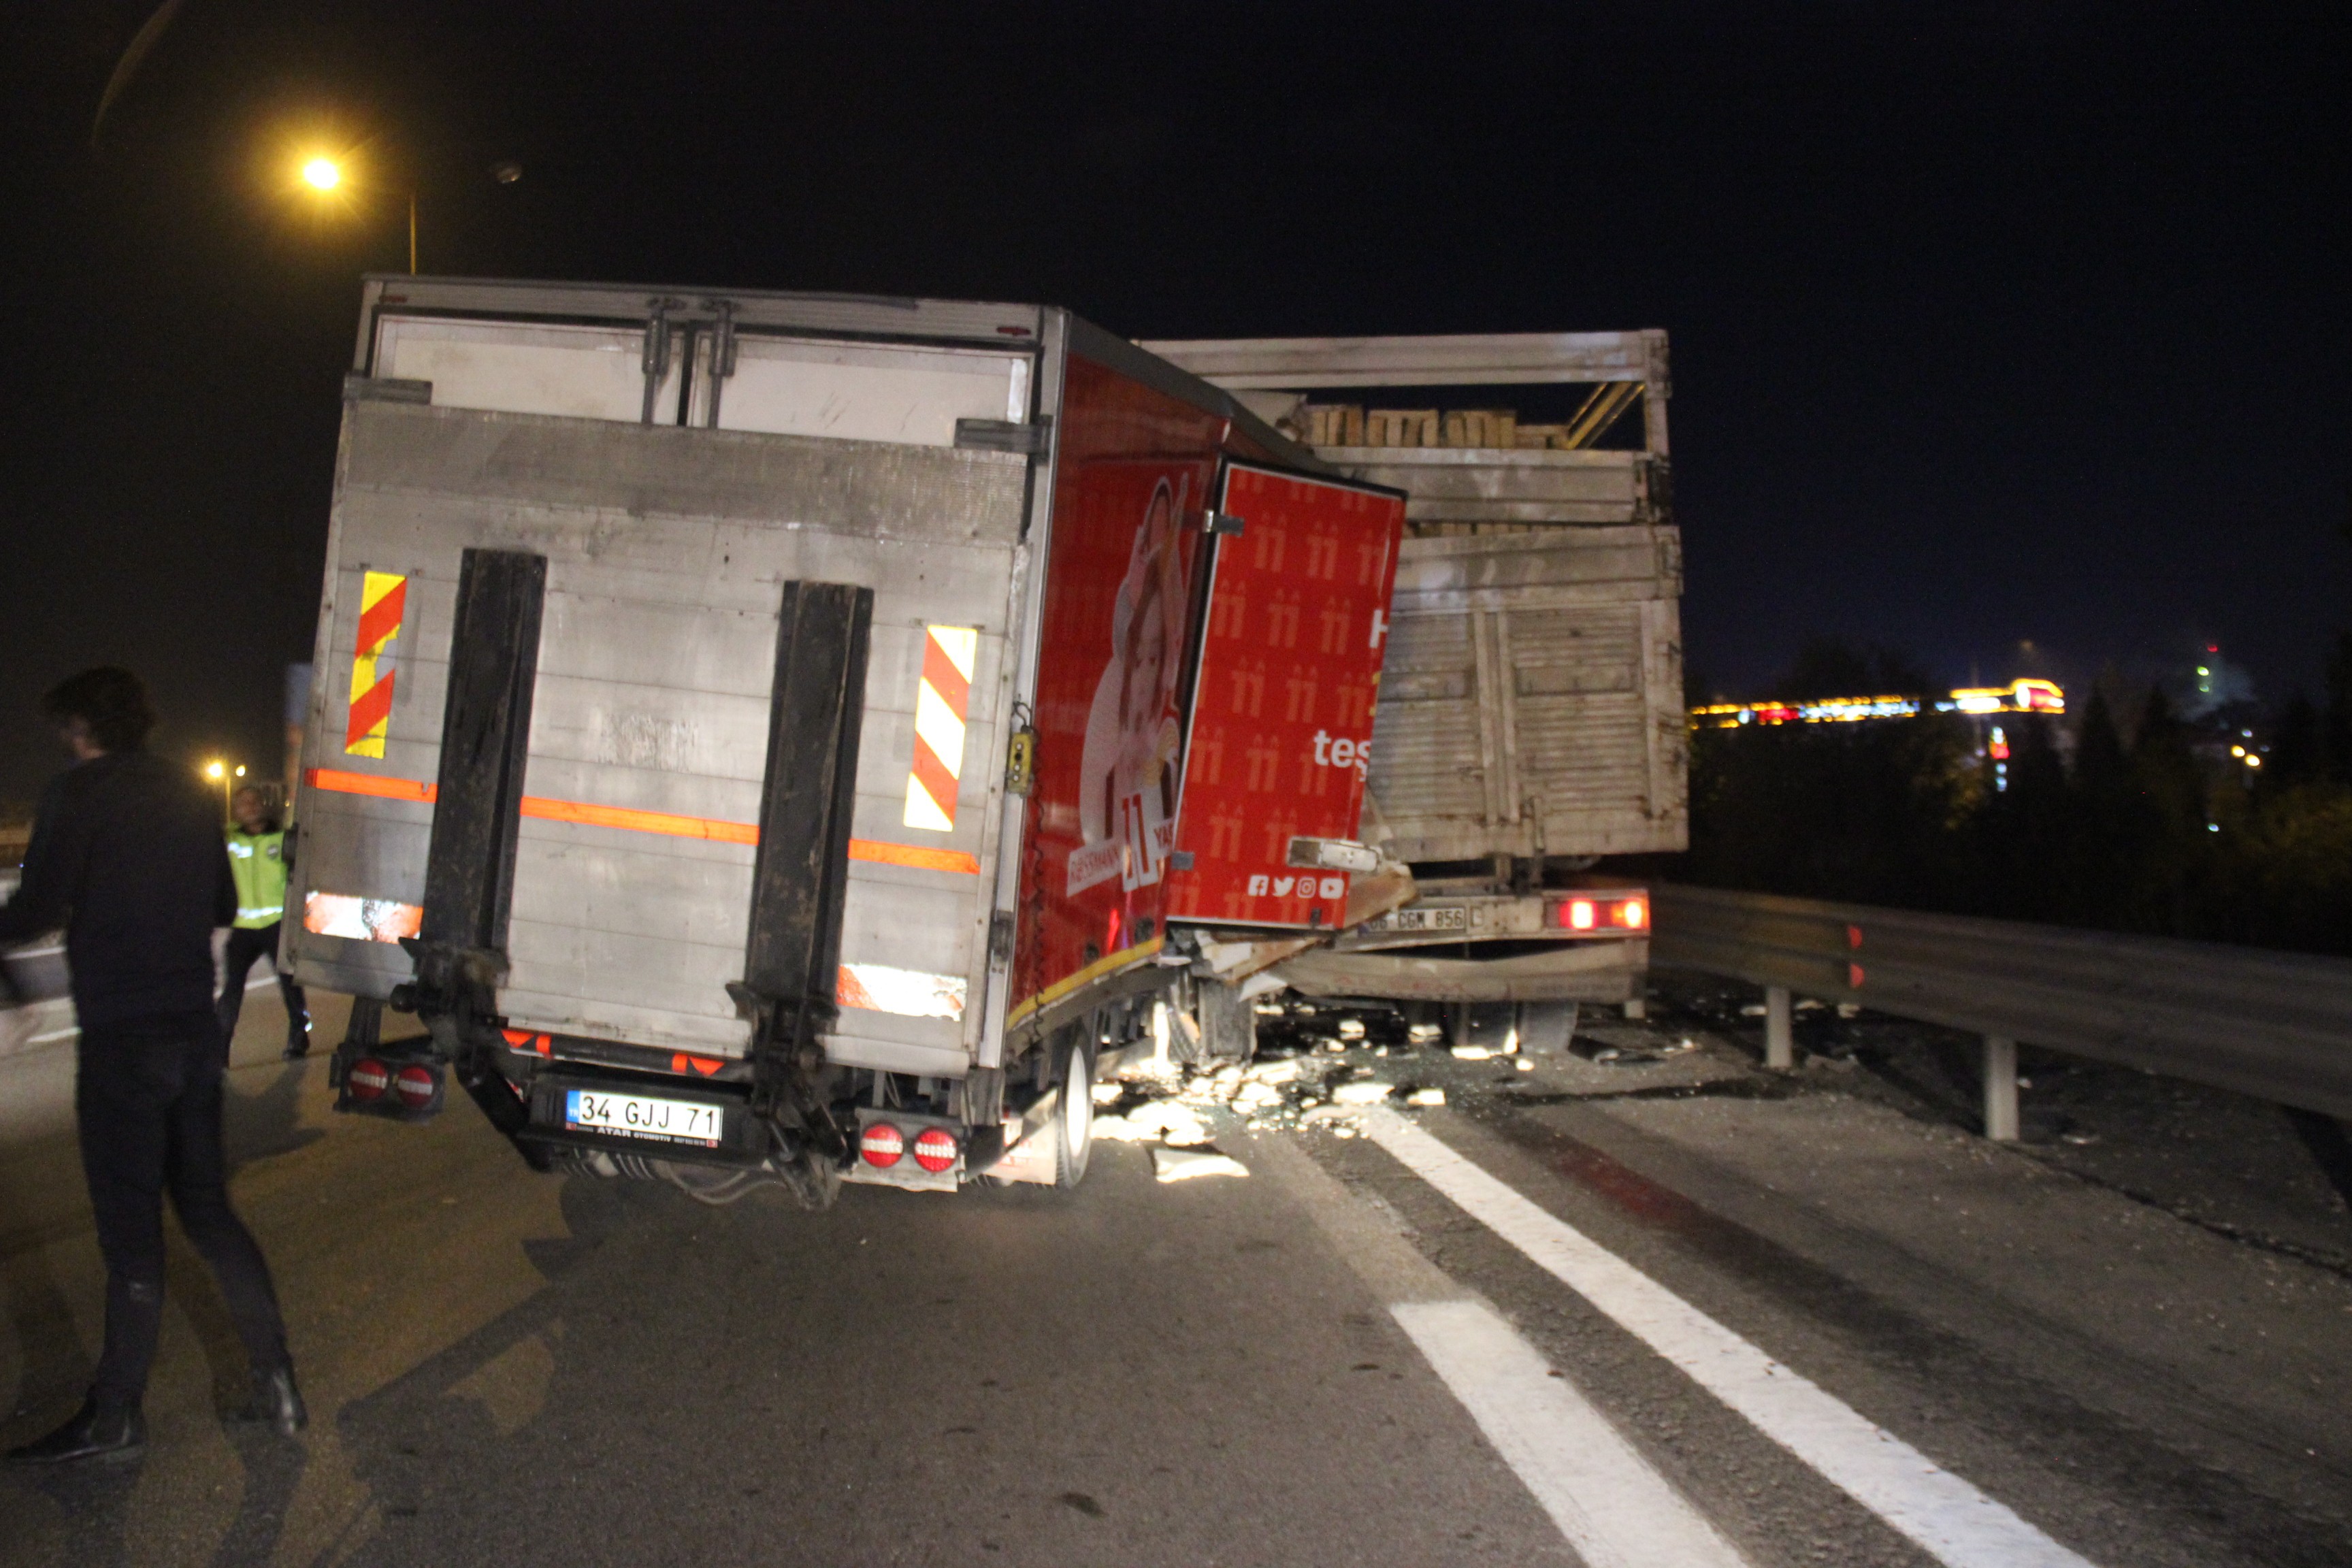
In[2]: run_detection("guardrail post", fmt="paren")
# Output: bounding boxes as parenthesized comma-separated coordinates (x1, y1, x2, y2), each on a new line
(1452, 1002, 1472, 1054)
(1764, 986, 1794, 1071)
(1983, 1036, 2019, 1141)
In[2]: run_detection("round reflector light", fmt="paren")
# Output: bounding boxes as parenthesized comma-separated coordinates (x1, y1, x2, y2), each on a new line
(911, 1126, 960, 1173)
(348, 1058, 390, 1101)
(860, 1123, 904, 1168)
(1620, 899, 1648, 929)
(1567, 898, 1597, 930)
(393, 1064, 436, 1109)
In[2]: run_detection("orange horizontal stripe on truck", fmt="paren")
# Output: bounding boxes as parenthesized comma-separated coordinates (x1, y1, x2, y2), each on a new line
(520, 796, 759, 845)
(306, 767, 437, 802)
(302, 769, 979, 873)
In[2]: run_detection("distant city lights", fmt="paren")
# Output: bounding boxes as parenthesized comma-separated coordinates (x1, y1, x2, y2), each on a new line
(1692, 678, 2065, 730)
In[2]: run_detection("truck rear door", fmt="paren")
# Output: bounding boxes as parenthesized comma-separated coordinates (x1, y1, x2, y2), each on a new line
(1369, 525, 1685, 862)
(291, 318, 1033, 1079)
(1160, 463, 1405, 930)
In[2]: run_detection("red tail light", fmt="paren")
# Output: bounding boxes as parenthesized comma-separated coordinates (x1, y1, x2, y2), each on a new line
(1551, 894, 1649, 932)
(911, 1126, 960, 1174)
(348, 1058, 390, 1101)
(860, 1123, 904, 1168)
(393, 1064, 436, 1109)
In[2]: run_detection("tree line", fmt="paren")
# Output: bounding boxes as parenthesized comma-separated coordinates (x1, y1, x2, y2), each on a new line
(1679, 636, 2352, 958)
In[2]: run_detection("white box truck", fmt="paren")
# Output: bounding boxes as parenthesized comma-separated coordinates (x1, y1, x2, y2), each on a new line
(287, 278, 1407, 1202)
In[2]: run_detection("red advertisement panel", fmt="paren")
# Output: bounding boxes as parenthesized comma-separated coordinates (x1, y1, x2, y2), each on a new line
(1013, 355, 1228, 1022)
(1160, 463, 1405, 928)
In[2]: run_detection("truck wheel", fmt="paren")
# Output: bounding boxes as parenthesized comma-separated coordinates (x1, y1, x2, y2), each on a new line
(1198, 978, 1256, 1061)
(1054, 1036, 1095, 1190)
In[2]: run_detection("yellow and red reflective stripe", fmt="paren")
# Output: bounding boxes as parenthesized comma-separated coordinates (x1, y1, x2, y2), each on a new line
(904, 625, 977, 832)
(302, 769, 979, 875)
(344, 572, 407, 758)
(354, 578, 406, 660)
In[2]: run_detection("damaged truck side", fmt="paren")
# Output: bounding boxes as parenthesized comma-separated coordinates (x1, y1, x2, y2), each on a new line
(1142, 333, 1688, 1026)
(287, 278, 1406, 1203)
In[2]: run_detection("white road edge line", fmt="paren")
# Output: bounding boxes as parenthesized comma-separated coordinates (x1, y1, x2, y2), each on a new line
(1393, 1298, 1752, 1568)
(1359, 1107, 2101, 1568)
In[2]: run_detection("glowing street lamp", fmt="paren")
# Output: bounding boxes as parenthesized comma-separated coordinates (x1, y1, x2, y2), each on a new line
(291, 147, 416, 274)
(203, 760, 246, 823)
(284, 141, 516, 276)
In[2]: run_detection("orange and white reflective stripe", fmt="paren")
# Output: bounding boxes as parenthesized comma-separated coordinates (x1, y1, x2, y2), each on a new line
(301, 770, 981, 875)
(903, 625, 977, 833)
(344, 571, 407, 758)
(836, 961, 968, 1021)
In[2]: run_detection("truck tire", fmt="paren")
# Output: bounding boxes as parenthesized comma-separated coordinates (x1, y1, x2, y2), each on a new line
(1054, 1036, 1096, 1190)
(1198, 978, 1256, 1061)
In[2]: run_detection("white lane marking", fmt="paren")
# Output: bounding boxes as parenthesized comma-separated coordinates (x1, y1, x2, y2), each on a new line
(1246, 1130, 1748, 1565)
(1393, 1298, 1750, 1568)
(1360, 1108, 2100, 1568)
(7, 973, 274, 1046)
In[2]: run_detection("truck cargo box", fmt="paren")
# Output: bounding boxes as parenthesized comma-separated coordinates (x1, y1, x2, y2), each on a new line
(291, 279, 1404, 1195)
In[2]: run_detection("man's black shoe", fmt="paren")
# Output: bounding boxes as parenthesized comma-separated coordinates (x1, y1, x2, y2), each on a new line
(281, 1044, 309, 1060)
(233, 1365, 307, 1435)
(5, 1399, 146, 1465)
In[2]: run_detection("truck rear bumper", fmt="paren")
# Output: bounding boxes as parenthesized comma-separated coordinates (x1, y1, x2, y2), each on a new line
(1275, 937, 1646, 1003)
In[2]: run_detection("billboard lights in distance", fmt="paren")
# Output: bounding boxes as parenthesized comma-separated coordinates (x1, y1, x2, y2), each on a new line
(1693, 679, 2065, 729)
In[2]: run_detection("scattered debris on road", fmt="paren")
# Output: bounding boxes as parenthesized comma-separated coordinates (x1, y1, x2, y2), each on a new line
(1151, 1146, 1251, 1182)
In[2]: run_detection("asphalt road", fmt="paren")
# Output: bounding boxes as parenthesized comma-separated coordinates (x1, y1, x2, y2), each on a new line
(3, 984, 2349, 1567)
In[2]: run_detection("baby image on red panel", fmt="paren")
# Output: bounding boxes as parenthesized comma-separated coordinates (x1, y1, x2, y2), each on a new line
(1071, 478, 1187, 895)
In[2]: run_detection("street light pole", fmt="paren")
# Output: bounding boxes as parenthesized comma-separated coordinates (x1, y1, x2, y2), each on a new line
(295, 150, 512, 278)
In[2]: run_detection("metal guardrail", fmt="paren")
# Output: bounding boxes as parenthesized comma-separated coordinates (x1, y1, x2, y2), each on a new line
(1652, 883, 2352, 1124)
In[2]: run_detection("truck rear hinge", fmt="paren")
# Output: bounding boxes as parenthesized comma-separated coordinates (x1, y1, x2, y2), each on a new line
(343, 374, 431, 405)
(955, 416, 1051, 457)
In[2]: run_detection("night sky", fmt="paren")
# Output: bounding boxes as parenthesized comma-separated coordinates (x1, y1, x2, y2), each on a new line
(2, 1, 2344, 805)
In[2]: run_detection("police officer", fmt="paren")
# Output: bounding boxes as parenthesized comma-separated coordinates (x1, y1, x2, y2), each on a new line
(218, 786, 311, 1059)
(1, 668, 304, 1465)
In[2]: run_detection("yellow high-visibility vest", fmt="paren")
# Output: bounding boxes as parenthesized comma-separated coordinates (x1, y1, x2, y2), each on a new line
(225, 829, 291, 930)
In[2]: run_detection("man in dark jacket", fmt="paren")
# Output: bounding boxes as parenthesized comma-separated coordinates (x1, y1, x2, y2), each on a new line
(0, 668, 304, 1465)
